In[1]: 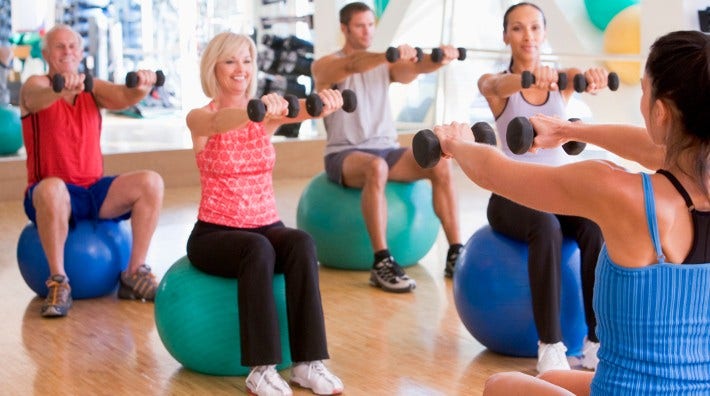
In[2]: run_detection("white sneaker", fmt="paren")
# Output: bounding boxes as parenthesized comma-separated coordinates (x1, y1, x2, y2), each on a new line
(290, 360, 344, 395)
(536, 341, 571, 373)
(580, 337, 600, 370)
(246, 365, 293, 396)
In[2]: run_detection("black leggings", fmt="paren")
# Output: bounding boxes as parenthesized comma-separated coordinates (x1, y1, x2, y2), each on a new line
(186, 220, 329, 366)
(487, 194, 601, 343)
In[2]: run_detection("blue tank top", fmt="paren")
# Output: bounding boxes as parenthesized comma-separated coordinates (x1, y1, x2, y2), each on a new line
(591, 172, 710, 395)
(494, 72, 569, 165)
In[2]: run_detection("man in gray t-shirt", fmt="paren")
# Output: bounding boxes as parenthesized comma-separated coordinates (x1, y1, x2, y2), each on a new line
(311, 1, 463, 293)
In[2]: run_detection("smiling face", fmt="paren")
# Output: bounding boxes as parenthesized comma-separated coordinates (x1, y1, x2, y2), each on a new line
(214, 44, 253, 97)
(342, 9, 376, 51)
(43, 27, 83, 75)
(503, 4, 547, 65)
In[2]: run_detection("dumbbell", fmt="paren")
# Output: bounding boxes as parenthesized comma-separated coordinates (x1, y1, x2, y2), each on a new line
(51, 73, 93, 93)
(521, 70, 568, 91)
(385, 46, 424, 63)
(247, 94, 300, 122)
(413, 122, 498, 169)
(506, 116, 585, 155)
(573, 72, 619, 93)
(125, 70, 166, 88)
(430, 47, 467, 63)
(305, 89, 357, 117)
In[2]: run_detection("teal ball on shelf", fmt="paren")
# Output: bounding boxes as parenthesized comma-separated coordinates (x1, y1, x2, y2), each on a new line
(0, 104, 22, 155)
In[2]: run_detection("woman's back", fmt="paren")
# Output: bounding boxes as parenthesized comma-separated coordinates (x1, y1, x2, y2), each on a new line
(591, 173, 710, 395)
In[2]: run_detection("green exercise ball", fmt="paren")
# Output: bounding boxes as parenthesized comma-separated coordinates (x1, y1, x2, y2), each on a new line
(154, 256, 291, 376)
(296, 172, 440, 270)
(584, 0, 639, 31)
(0, 105, 22, 155)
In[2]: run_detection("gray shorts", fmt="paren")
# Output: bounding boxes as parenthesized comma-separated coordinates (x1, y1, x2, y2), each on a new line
(324, 147, 407, 186)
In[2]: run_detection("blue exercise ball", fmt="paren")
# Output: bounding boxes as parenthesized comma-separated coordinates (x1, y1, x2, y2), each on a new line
(584, 0, 639, 31)
(17, 220, 132, 299)
(155, 256, 292, 376)
(296, 172, 440, 270)
(0, 104, 22, 155)
(453, 225, 586, 357)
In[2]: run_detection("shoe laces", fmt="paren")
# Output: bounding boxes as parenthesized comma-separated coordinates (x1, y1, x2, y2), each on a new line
(248, 365, 291, 395)
(294, 361, 342, 393)
(374, 257, 401, 282)
(125, 264, 157, 294)
(45, 275, 70, 305)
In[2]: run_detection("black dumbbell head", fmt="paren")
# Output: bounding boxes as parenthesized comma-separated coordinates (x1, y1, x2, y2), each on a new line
(126, 71, 139, 88)
(283, 94, 300, 118)
(562, 141, 586, 155)
(506, 116, 534, 155)
(83, 73, 93, 92)
(385, 47, 399, 63)
(608, 72, 619, 91)
(573, 73, 587, 93)
(247, 99, 266, 122)
(341, 89, 357, 113)
(155, 70, 165, 87)
(52, 74, 65, 93)
(306, 93, 323, 117)
(431, 48, 444, 63)
(457, 47, 466, 61)
(415, 47, 423, 63)
(471, 122, 497, 146)
(557, 72, 568, 91)
(413, 129, 442, 169)
(521, 70, 534, 89)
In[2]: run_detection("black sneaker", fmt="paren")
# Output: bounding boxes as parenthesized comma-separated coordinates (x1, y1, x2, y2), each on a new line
(444, 245, 464, 278)
(41, 274, 72, 318)
(369, 256, 416, 293)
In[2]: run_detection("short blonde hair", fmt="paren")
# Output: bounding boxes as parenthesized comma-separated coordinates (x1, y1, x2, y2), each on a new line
(200, 32, 258, 99)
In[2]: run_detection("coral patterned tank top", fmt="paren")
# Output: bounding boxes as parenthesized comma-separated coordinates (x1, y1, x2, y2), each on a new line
(195, 116, 280, 228)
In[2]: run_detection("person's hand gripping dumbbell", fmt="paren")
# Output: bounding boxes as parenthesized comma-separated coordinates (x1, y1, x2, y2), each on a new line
(572, 68, 619, 93)
(305, 89, 357, 117)
(52, 72, 93, 93)
(520, 66, 568, 91)
(430, 45, 467, 63)
(247, 93, 300, 122)
(385, 44, 423, 63)
(413, 122, 498, 168)
(506, 116, 585, 155)
(125, 69, 166, 89)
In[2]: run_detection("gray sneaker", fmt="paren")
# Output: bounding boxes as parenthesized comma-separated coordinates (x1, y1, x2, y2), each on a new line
(41, 274, 72, 318)
(118, 264, 158, 301)
(369, 256, 416, 293)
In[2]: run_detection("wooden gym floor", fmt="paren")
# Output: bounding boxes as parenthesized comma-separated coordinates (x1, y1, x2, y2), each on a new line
(0, 161, 596, 395)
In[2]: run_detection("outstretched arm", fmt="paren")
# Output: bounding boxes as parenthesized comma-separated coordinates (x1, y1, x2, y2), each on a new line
(530, 114, 665, 170)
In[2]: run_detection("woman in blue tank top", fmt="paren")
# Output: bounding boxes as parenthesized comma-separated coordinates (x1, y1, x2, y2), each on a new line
(476, 2, 615, 374)
(437, 30, 710, 395)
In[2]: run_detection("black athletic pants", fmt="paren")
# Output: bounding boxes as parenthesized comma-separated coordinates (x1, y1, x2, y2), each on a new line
(187, 220, 329, 366)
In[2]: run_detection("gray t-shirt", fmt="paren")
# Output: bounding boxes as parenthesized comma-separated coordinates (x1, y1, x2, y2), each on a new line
(323, 51, 399, 156)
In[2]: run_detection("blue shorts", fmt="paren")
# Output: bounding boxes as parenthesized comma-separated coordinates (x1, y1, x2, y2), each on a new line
(324, 147, 407, 186)
(23, 176, 132, 225)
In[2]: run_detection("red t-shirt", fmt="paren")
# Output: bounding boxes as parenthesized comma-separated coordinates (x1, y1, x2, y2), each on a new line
(22, 89, 103, 188)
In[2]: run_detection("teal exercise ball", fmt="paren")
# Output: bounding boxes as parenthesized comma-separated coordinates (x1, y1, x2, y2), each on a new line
(0, 104, 22, 155)
(296, 172, 440, 270)
(155, 256, 291, 376)
(453, 226, 586, 357)
(584, 0, 639, 31)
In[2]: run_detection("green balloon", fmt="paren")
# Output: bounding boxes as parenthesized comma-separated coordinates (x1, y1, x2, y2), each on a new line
(155, 257, 291, 376)
(0, 105, 22, 155)
(296, 172, 440, 270)
(584, 0, 639, 31)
